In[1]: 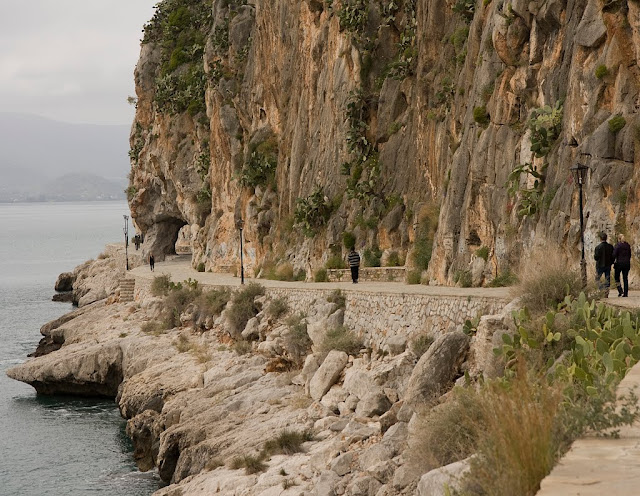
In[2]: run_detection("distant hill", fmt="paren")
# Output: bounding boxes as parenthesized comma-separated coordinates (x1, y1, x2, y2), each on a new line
(0, 113, 130, 201)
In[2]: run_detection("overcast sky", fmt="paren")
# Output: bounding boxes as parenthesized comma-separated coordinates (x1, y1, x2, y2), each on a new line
(0, 1, 157, 126)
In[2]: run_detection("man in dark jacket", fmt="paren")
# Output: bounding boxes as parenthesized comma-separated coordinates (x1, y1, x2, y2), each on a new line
(594, 232, 614, 296)
(613, 234, 632, 297)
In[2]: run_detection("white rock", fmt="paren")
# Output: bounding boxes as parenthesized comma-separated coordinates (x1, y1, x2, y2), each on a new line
(330, 452, 354, 476)
(416, 457, 473, 496)
(309, 350, 348, 401)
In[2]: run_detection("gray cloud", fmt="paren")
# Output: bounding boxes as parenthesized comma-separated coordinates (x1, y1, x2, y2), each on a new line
(0, 1, 157, 125)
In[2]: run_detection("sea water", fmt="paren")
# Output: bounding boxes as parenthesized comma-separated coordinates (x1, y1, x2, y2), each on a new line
(0, 202, 160, 496)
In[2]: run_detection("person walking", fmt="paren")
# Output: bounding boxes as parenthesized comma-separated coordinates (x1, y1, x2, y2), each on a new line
(613, 233, 632, 297)
(594, 232, 614, 297)
(348, 248, 360, 284)
(149, 254, 155, 272)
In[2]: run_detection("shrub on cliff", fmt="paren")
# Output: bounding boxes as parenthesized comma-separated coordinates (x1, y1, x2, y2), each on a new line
(162, 284, 202, 329)
(151, 274, 172, 296)
(319, 326, 363, 355)
(267, 297, 289, 320)
(283, 313, 311, 366)
(263, 429, 313, 456)
(227, 283, 265, 334)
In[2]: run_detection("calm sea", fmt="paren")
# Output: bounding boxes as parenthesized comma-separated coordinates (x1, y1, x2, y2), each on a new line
(0, 202, 160, 496)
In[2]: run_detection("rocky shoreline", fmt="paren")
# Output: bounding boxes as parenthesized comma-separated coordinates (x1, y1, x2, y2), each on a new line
(7, 246, 516, 496)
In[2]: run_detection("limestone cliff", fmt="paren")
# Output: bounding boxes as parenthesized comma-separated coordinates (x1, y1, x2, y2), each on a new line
(128, 0, 640, 285)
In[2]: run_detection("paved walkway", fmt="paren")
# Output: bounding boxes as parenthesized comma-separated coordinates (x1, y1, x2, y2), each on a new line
(130, 254, 640, 495)
(129, 254, 512, 299)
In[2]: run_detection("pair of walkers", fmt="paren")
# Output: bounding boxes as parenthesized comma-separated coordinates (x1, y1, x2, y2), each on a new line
(594, 232, 631, 297)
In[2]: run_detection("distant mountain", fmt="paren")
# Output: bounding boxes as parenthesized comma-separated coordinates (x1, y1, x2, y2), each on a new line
(0, 113, 131, 201)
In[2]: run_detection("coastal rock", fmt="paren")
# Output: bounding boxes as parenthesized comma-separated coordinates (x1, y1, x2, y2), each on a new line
(309, 350, 348, 401)
(7, 341, 123, 397)
(416, 457, 473, 496)
(404, 331, 470, 408)
(54, 271, 75, 291)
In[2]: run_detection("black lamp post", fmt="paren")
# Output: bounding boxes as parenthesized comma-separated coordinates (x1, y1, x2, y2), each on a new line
(237, 218, 245, 285)
(570, 160, 590, 287)
(123, 214, 129, 271)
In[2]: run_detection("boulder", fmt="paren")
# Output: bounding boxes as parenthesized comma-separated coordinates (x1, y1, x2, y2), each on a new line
(315, 470, 340, 496)
(384, 335, 407, 355)
(347, 475, 382, 496)
(404, 331, 470, 408)
(241, 317, 260, 340)
(309, 350, 348, 401)
(416, 457, 473, 496)
(355, 392, 392, 417)
(55, 271, 75, 291)
(331, 452, 354, 476)
(359, 444, 394, 471)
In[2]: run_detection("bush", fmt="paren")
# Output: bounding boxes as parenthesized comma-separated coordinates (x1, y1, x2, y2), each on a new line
(141, 320, 164, 335)
(407, 270, 422, 284)
(294, 187, 333, 237)
(162, 284, 202, 329)
(609, 114, 626, 134)
(515, 250, 585, 315)
(267, 297, 289, 320)
(234, 339, 252, 355)
(488, 269, 518, 287)
(326, 255, 347, 269)
(227, 283, 265, 334)
(411, 334, 434, 358)
(327, 289, 346, 309)
(386, 251, 403, 267)
(151, 274, 172, 296)
(475, 246, 489, 261)
(263, 430, 313, 456)
(197, 287, 231, 317)
(412, 204, 438, 271)
(238, 137, 278, 189)
(473, 106, 489, 126)
(314, 268, 329, 282)
(454, 269, 472, 288)
(595, 64, 609, 79)
(230, 454, 267, 474)
(196, 262, 205, 272)
(283, 313, 311, 366)
(342, 231, 356, 250)
(364, 245, 382, 267)
(319, 326, 363, 355)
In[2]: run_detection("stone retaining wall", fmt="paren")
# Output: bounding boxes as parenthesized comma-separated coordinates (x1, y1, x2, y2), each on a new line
(327, 267, 406, 283)
(134, 278, 508, 350)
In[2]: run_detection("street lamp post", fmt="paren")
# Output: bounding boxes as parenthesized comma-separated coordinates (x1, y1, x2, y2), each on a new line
(123, 214, 130, 271)
(570, 160, 590, 287)
(237, 218, 245, 285)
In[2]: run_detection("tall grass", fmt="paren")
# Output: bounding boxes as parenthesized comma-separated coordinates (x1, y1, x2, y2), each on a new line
(514, 250, 587, 314)
(227, 283, 265, 334)
(319, 326, 363, 355)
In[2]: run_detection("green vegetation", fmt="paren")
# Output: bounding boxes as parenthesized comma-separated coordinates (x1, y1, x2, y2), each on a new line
(488, 269, 518, 287)
(230, 454, 267, 474)
(507, 162, 545, 218)
(314, 268, 329, 282)
(337, 0, 369, 35)
(260, 261, 305, 281)
(363, 245, 382, 267)
(267, 297, 289, 320)
(411, 204, 439, 272)
(411, 334, 434, 358)
(284, 313, 311, 366)
(327, 289, 346, 309)
(454, 269, 472, 288)
(196, 262, 206, 272)
(595, 64, 609, 79)
(609, 114, 626, 134)
(294, 187, 333, 237)
(129, 123, 145, 165)
(227, 283, 266, 334)
(151, 274, 172, 296)
(386, 251, 403, 267)
(342, 231, 356, 250)
(263, 429, 313, 456)
(407, 270, 422, 285)
(319, 325, 363, 355)
(325, 255, 347, 269)
(529, 101, 563, 158)
(125, 185, 138, 201)
(452, 0, 476, 22)
(239, 137, 278, 189)
(475, 246, 489, 261)
(473, 106, 489, 126)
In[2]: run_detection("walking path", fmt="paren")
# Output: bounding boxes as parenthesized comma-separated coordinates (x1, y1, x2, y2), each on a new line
(129, 254, 512, 298)
(129, 255, 640, 495)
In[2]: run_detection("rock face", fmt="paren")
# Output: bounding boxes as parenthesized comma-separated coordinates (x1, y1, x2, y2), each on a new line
(127, 0, 640, 284)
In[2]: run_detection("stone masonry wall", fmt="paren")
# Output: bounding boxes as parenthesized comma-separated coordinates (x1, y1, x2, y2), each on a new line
(134, 277, 508, 351)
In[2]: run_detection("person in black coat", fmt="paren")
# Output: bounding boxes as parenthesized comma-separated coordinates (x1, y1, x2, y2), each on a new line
(613, 234, 632, 297)
(594, 232, 614, 296)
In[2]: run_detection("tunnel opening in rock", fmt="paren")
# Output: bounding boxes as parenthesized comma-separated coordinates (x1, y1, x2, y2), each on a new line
(143, 217, 187, 261)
